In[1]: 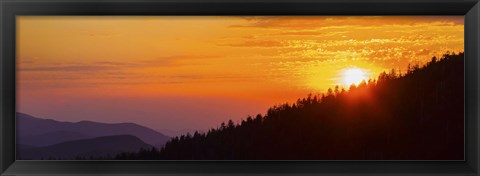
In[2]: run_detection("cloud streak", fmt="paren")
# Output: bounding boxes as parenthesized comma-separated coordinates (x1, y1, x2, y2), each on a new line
(19, 65, 114, 72)
(20, 54, 221, 72)
(230, 16, 463, 29)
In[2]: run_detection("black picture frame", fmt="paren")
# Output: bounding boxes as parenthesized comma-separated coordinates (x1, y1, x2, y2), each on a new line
(1, 0, 479, 175)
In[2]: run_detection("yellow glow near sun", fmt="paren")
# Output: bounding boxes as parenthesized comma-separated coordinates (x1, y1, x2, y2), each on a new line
(342, 68, 368, 86)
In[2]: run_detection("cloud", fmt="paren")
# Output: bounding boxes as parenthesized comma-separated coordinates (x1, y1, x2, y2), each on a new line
(218, 40, 285, 47)
(140, 55, 221, 67)
(229, 16, 328, 29)
(19, 65, 114, 72)
(273, 31, 324, 36)
(140, 56, 179, 67)
(94, 61, 136, 66)
(19, 60, 35, 64)
(229, 16, 464, 29)
(20, 54, 222, 73)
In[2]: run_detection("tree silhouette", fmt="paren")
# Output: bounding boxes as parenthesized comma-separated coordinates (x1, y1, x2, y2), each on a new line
(89, 52, 464, 160)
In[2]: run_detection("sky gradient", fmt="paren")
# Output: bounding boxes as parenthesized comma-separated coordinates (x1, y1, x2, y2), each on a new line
(17, 16, 464, 133)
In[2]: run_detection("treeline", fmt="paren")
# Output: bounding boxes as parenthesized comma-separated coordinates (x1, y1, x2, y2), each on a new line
(105, 53, 465, 160)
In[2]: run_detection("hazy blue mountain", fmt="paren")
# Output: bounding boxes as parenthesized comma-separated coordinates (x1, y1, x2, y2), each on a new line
(17, 135, 153, 160)
(18, 131, 92, 147)
(16, 113, 170, 147)
(17, 144, 36, 150)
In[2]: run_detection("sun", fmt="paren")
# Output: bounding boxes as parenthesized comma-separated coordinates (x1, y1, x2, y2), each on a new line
(341, 68, 368, 86)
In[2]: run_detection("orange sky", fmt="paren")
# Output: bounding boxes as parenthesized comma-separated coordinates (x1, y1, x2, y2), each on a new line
(16, 16, 464, 132)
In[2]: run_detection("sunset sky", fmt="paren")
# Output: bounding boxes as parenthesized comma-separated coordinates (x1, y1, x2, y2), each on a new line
(17, 16, 464, 133)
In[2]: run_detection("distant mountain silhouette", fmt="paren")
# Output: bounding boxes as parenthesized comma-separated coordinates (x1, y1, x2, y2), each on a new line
(16, 113, 170, 147)
(17, 135, 153, 160)
(17, 144, 36, 150)
(19, 131, 92, 147)
(110, 52, 464, 160)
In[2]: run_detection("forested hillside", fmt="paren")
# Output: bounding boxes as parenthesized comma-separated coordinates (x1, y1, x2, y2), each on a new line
(111, 53, 465, 160)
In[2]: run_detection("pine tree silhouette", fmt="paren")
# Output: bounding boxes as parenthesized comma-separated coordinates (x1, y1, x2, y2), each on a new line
(93, 52, 464, 160)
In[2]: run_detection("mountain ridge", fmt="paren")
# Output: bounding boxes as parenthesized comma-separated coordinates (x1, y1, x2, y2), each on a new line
(111, 52, 465, 160)
(18, 135, 153, 160)
(16, 113, 170, 147)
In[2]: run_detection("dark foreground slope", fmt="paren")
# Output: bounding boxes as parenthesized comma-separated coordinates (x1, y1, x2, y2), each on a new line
(117, 53, 465, 160)
(18, 135, 154, 160)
